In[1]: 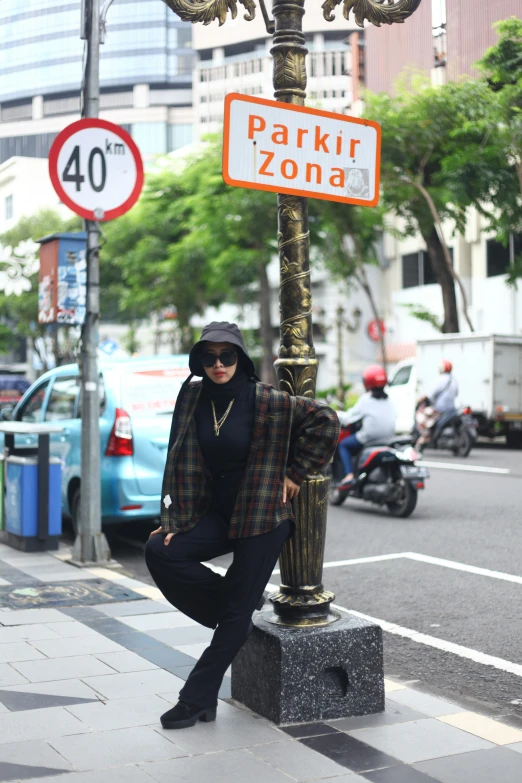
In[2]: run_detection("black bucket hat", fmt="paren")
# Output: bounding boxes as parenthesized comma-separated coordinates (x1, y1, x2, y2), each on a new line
(188, 321, 257, 378)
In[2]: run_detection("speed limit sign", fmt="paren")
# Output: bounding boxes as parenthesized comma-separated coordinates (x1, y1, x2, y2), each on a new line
(49, 118, 144, 221)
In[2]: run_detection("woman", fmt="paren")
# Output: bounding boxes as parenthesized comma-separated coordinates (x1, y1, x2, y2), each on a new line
(145, 322, 339, 730)
(337, 365, 396, 488)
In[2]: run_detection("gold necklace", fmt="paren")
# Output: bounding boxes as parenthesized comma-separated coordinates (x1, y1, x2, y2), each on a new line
(211, 399, 235, 436)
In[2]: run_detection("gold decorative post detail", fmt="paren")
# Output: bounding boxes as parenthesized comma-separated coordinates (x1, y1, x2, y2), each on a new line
(160, 0, 423, 626)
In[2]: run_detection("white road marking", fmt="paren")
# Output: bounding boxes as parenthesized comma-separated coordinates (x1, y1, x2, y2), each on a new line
(336, 605, 522, 679)
(272, 552, 406, 576)
(259, 580, 522, 678)
(311, 551, 522, 586)
(404, 552, 522, 586)
(213, 553, 522, 676)
(419, 460, 510, 475)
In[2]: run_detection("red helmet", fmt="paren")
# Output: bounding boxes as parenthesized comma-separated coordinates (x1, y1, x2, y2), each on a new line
(440, 359, 453, 373)
(363, 364, 388, 390)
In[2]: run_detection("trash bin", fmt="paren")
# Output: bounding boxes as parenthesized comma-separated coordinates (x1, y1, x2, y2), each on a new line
(5, 455, 61, 551)
(0, 454, 4, 532)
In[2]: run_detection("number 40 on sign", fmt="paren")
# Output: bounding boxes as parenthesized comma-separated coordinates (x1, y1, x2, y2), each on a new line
(49, 118, 144, 221)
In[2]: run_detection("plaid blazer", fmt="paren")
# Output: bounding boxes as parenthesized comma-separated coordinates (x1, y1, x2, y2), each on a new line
(160, 381, 340, 538)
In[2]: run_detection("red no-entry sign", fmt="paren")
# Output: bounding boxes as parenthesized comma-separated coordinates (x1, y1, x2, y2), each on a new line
(49, 118, 144, 221)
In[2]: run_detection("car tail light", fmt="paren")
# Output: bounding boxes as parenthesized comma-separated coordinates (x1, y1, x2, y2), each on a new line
(105, 408, 133, 457)
(416, 482, 425, 489)
(462, 406, 472, 415)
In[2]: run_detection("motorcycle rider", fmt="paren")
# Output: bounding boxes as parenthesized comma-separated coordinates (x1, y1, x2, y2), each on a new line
(337, 365, 396, 489)
(416, 360, 459, 449)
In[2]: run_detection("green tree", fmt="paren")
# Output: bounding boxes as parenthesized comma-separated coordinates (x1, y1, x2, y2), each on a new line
(104, 138, 282, 381)
(363, 78, 501, 333)
(310, 199, 388, 370)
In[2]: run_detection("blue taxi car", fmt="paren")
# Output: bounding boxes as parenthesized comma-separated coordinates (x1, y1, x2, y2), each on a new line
(1, 356, 190, 531)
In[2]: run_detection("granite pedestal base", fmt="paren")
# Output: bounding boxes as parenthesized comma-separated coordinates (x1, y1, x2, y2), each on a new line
(231, 612, 384, 726)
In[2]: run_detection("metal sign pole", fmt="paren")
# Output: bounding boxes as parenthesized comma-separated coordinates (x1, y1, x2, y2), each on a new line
(73, 0, 110, 563)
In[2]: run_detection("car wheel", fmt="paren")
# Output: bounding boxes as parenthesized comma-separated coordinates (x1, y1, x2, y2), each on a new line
(387, 482, 418, 518)
(70, 487, 81, 537)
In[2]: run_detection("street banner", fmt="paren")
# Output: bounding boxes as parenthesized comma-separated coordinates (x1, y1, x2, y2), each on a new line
(48, 118, 144, 221)
(223, 94, 381, 206)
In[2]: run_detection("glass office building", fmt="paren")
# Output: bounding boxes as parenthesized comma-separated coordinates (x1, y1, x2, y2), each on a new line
(0, 0, 195, 164)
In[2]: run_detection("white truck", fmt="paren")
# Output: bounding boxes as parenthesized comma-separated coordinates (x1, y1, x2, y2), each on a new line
(387, 334, 522, 447)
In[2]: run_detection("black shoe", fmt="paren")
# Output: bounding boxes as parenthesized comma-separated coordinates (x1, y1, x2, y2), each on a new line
(160, 700, 217, 730)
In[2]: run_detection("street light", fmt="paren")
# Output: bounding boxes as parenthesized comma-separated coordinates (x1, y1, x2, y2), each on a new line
(162, 0, 422, 723)
(162, 0, 421, 626)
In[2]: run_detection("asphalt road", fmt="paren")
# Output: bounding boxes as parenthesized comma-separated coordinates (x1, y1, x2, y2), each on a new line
(101, 441, 522, 728)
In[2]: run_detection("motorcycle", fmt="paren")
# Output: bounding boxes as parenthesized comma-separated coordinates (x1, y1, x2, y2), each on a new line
(414, 406, 477, 457)
(329, 425, 429, 517)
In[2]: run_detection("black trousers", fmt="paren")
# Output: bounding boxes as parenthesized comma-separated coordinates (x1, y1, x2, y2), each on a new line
(144, 513, 291, 708)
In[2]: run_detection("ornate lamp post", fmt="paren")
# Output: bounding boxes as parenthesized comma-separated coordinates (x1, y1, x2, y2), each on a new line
(162, 0, 422, 721)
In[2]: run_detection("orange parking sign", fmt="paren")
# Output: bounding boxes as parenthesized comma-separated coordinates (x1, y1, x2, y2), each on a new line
(223, 93, 381, 206)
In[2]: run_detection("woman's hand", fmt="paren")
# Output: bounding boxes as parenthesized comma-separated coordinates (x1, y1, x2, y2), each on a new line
(283, 476, 300, 503)
(148, 527, 176, 545)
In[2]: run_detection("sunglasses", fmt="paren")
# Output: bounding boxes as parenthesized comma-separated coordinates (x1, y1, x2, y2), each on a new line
(200, 349, 238, 368)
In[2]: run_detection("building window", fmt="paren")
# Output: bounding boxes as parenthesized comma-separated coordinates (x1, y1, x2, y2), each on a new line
(402, 249, 451, 288)
(5, 195, 13, 221)
(486, 240, 509, 277)
(402, 253, 420, 288)
(487, 234, 522, 277)
(432, 0, 447, 67)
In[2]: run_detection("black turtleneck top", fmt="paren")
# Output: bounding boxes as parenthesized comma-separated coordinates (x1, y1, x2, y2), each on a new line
(195, 369, 256, 522)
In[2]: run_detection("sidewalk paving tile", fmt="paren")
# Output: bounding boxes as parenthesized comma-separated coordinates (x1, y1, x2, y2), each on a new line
(0, 663, 29, 686)
(93, 650, 159, 673)
(65, 694, 174, 731)
(362, 766, 442, 782)
(386, 690, 463, 717)
(0, 705, 90, 744)
(0, 760, 69, 781)
(307, 777, 366, 782)
(119, 612, 198, 631)
(249, 737, 351, 781)
(24, 766, 157, 783)
(27, 571, 99, 583)
(326, 702, 427, 732)
(157, 701, 289, 754)
(30, 635, 125, 659)
(0, 687, 97, 712)
(11, 655, 116, 683)
(347, 718, 493, 764)
(0, 625, 62, 643)
(2, 678, 102, 700)
(507, 741, 522, 754)
(95, 600, 175, 617)
(384, 679, 407, 693)
(0, 642, 46, 663)
(0, 609, 71, 626)
(141, 748, 295, 783)
(437, 711, 522, 745)
(281, 722, 341, 739)
(147, 625, 213, 645)
(414, 746, 522, 782)
(0, 739, 74, 772)
(43, 622, 103, 639)
(137, 645, 196, 669)
(81, 668, 185, 699)
(175, 642, 209, 659)
(49, 726, 186, 770)
(300, 732, 401, 774)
